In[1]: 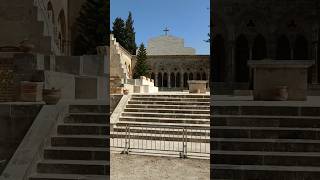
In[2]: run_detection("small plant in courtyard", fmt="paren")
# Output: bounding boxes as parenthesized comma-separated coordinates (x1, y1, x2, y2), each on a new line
(133, 43, 149, 79)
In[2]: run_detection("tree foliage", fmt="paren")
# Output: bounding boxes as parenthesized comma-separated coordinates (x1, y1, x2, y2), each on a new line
(73, 0, 109, 55)
(133, 43, 149, 79)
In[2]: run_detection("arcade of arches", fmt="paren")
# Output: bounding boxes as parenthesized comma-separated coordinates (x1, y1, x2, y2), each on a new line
(213, 0, 320, 88)
(140, 55, 210, 90)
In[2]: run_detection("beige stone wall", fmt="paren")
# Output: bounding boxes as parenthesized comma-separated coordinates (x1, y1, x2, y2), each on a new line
(147, 35, 196, 55)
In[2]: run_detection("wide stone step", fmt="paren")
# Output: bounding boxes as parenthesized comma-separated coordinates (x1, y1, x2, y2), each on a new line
(119, 116, 210, 124)
(212, 126, 320, 140)
(213, 115, 320, 128)
(124, 108, 209, 114)
(37, 160, 109, 175)
(64, 113, 108, 124)
(213, 150, 320, 166)
(130, 97, 210, 102)
(212, 164, 320, 179)
(126, 104, 210, 110)
(51, 135, 108, 148)
(121, 112, 209, 119)
(29, 173, 108, 180)
(213, 106, 320, 116)
(128, 100, 210, 106)
(113, 126, 209, 136)
(69, 105, 108, 113)
(44, 147, 108, 161)
(213, 138, 320, 152)
(132, 94, 210, 98)
(110, 132, 209, 143)
(57, 123, 108, 135)
(115, 121, 209, 128)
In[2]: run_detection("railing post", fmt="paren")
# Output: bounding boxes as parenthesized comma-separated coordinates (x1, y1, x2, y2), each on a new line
(180, 127, 188, 159)
(121, 124, 129, 154)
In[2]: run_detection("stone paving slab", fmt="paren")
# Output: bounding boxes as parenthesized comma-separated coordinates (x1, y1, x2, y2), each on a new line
(110, 153, 209, 180)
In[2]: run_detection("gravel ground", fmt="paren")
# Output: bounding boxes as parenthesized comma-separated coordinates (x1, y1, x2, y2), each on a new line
(111, 152, 210, 180)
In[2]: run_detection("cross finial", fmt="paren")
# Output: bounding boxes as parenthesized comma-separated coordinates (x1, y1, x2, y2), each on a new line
(163, 27, 170, 36)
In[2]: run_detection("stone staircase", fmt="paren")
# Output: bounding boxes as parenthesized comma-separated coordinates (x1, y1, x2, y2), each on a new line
(111, 94, 210, 155)
(212, 105, 320, 179)
(28, 105, 109, 180)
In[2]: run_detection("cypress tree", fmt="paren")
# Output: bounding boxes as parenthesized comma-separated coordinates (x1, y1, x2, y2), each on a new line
(112, 17, 126, 47)
(73, 0, 109, 55)
(133, 43, 149, 79)
(125, 12, 137, 55)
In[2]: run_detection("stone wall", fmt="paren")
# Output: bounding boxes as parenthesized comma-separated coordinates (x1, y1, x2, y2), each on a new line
(0, 103, 42, 173)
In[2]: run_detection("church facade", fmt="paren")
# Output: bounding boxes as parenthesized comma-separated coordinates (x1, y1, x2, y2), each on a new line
(212, 0, 320, 91)
(133, 35, 210, 91)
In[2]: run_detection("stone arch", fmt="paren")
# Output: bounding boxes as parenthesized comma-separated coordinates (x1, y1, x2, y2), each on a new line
(252, 34, 267, 60)
(176, 73, 181, 88)
(170, 73, 175, 88)
(58, 9, 66, 54)
(163, 73, 168, 87)
(294, 34, 309, 60)
(212, 34, 226, 82)
(158, 72, 163, 87)
(235, 34, 250, 82)
(183, 73, 188, 87)
(276, 35, 291, 60)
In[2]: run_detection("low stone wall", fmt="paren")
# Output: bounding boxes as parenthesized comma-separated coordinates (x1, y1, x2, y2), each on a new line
(110, 95, 123, 113)
(0, 103, 43, 174)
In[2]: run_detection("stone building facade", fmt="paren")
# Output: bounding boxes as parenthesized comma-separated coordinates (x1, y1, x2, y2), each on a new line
(212, 0, 320, 90)
(146, 55, 209, 91)
(0, 0, 86, 55)
(147, 35, 196, 55)
(132, 35, 210, 91)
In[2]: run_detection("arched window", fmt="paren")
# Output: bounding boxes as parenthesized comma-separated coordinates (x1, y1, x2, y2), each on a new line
(158, 72, 163, 87)
(189, 73, 193, 80)
(58, 10, 66, 54)
(47, 1, 55, 24)
(252, 34, 267, 60)
(196, 73, 201, 80)
(202, 72, 207, 80)
(235, 34, 249, 82)
(294, 34, 308, 60)
(176, 73, 181, 87)
(151, 73, 155, 81)
(170, 73, 175, 88)
(163, 73, 168, 87)
(212, 34, 226, 82)
(183, 73, 188, 87)
(276, 35, 291, 60)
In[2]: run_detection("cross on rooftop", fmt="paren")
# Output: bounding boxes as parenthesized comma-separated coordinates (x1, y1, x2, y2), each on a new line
(163, 27, 170, 36)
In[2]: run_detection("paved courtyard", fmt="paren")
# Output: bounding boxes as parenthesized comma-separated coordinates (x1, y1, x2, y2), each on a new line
(111, 152, 210, 180)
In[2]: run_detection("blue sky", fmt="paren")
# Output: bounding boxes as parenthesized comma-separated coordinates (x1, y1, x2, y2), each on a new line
(111, 0, 210, 55)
